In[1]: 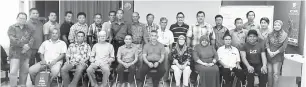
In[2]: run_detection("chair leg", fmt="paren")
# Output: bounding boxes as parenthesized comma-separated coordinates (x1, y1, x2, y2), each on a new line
(57, 77, 60, 87)
(143, 75, 147, 87)
(196, 74, 199, 87)
(162, 79, 165, 87)
(115, 74, 118, 87)
(134, 75, 137, 87)
(169, 72, 173, 87)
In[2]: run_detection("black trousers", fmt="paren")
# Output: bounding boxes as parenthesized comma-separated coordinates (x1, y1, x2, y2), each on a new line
(116, 64, 136, 83)
(220, 67, 245, 87)
(137, 62, 166, 87)
(245, 64, 268, 87)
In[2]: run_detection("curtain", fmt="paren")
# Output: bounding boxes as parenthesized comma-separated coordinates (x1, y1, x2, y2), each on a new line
(59, 1, 120, 24)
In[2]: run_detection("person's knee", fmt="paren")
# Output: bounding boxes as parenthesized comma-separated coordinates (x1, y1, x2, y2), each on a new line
(272, 72, 280, 79)
(76, 66, 86, 73)
(101, 67, 111, 75)
(86, 67, 94, 73)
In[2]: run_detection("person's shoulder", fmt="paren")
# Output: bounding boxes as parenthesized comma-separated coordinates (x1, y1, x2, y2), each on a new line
(58, 40, 67, 45)
(217, 45, 225, 51)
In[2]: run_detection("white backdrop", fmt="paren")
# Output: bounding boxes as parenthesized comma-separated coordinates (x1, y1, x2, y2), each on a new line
(219, 6, 274, 30)
(134, 1, 222, 29)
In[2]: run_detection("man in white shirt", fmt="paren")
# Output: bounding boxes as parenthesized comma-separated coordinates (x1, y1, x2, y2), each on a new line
(157, 17, 174, 81)
(217, 33, 244, 87)
(102, 11, 116, 43)
(29, 29, 67, 86)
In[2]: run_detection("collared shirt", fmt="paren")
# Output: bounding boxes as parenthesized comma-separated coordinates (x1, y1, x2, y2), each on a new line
(7, 23, 34, 59)
(102, 21, 112, 40)
(117, 44, 138, 63)
(43, 21, 61, 35)
(90, 42, 115, 66)
(38, 39, 67, 63)
(169, 23, 189, 45)
(229, 29, 248, 49)
(66, 42, 91, 65)
(27, 18, 44, 49)
(143, 42, 165, 62)
(68, 22, 88, 43)
(88, 23, 103, 43)
(129, 22, 147, 44)
(217, 45, 240, 68)
(111, 20, 129, 41)
(186, 22, 215, 47)
(157, 29, 174, 46)
(145, 23, 159, 41)
(213, 25, 229, 48)
(243, 22, 260, 30)
(60, 21, 74, 41)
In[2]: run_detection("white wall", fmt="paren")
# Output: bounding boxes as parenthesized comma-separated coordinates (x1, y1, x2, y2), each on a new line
(134, 1, 221, 29)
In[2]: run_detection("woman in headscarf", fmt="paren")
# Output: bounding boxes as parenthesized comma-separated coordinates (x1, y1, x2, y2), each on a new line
(171, 35, 192, 87)
(266, 20, 288, 87)
(258, 17, 272, 40)
(193, 35, 220, 87)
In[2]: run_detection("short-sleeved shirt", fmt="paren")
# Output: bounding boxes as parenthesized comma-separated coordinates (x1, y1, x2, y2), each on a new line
(143, 42, 165, 62)
(129, 22, 147, 44)
(91, 43, 115, 65)
(241, 40, 265, 64)
(111, 21, 129, 41)
(88, 23, 103, 43)
(7, 24, 35, 59)
(38, 39, 67, 63)
(157, 29, 174, 46)
(117, 44, 138, 63)
(145, 23, 159, 41)
(186, 22, 215, 47)
(60, 21, 74, 40)
(102, 21, 112, 40)
(43, 21, 61, 35)
(68, 22, 88, 43)
(243, 22, 260, 30)
(66, 42, 91, 65)
(229, 29, 248, 49)
(169, 23, 189, 45)
(217, 46, 240, 68)
(213, 26, 229, 48)
(27, 19, 44, 49)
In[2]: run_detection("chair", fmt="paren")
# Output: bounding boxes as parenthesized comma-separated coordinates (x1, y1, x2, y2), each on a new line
(169, 68, 192, 87)
(114, 69, 137, 87)
(220, 72, 244, 87)
(61, 69, 86, 87)
(87, 68, 113, 87)
(143, 69, 165, 87)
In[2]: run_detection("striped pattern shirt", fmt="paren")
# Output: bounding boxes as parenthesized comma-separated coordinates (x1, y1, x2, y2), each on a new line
(169, 23, 189, 45)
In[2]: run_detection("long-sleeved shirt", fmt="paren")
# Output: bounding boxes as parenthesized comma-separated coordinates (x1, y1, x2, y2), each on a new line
(111, 20, 129, 41)
(68, 22, 88, 43)
(129, 22, 147, 44)
(66, 42, 91, 65)
(193, 45, 218, 63)
(27, 19, 44, 49)
(266, 30, 288, 63)
(7, 23, 34, 59)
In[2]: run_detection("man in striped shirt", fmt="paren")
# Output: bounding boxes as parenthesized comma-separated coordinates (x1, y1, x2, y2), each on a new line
(169, 12, 189, 46)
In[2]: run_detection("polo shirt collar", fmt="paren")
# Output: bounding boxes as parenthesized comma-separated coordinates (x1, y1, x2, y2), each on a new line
(124, 44, 134, 49)
(176, 22, 185, 27)
(76, 22, 88, 27)
(246, 21, 255, 26)
(29, 18, 40, 24)
(13, 23, 28, 29)
(214, 25, 224, 30)
(75, 42, 86, 46)
(114, 20, 125, 25)
(224, 45, 233, 49)
(195, 22, 208, 28)
(49, 39, 61, 43)
(146, 23, 155, 27)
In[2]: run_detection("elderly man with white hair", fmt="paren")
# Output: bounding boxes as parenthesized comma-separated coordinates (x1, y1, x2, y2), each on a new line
(86, 31, 115, 87)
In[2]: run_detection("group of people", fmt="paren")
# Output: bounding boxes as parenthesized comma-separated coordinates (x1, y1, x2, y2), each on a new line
(6, 7, 288, 87)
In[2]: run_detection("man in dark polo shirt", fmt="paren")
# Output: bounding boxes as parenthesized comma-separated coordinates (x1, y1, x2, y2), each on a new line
(169, 12, 189, 46)
(240, 30, 268, 87)
(60, 11, 74, 46)
(137, 30, 166, 87)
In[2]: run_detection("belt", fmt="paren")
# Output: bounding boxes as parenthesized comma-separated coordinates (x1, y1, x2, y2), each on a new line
(164, 45, 168, 47)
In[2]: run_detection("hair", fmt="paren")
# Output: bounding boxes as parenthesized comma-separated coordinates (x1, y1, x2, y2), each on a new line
(65, 11, 73, 16)
(133, 12, 140, 16)
(176, 12, 184, 18)
(77, 31, 85, 36)
(246, 11, 255, 18)
(215, 14, 223, 20)
(260, 17, 270, 24)
(29, 8, 38, 13)
(125, 34, 133, 39)
(160, 17, 168, 22)
(196, 11, 205, 17)
(94, 13, 102, 18)
(146, 13, 154, 19)
(109, 11, 116, 16)
(49, 11, 57, 16)
(234, 18, 243, 24)
(274, 20, 283, 26)
(77, 12, 86, 18)
(117, 9, 124, 14)
(150, 30, 158, 35)
(16, 12, 27, 19)
(247, 30, 258, 37)
(222, 30, 231, 40)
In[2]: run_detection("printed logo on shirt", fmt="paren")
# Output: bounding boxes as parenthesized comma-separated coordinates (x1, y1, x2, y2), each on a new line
(250, 50, 257, 54)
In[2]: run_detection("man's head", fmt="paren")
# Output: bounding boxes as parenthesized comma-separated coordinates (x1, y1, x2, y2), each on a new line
(223, 32, 232, 46)
(124, 34, 133, 45)
(109, 11, 116, 22)
(132, 12, 140, 23)
(234, 18, 243, 29)
(146, 13, 154, 24)
(76, 31, 85, 43)
(116, 9, 124, 20)
(77, 12, 86, 24)
(246, 30, 258, 44)
(176, 12, 185, 24)
(64, 11, 73, 22)
(16, 12, 27, 25)
(160, 17, 168, 29)
(150, 30, 158, 42)
(215, 15, 223, 26)
(48, 11, 57, 22)
(98, 31, 107, 42)
(246, 11, 255, 21)
(196, 11, 205, 23)
(94, 13, 102, 24)
(50, 29, 60, 40)
(29, 8, 39, 19)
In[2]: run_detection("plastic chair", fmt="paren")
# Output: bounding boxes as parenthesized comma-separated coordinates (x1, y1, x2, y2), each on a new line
(114, 69, 137, 87)
(143, 69, 165, 87)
